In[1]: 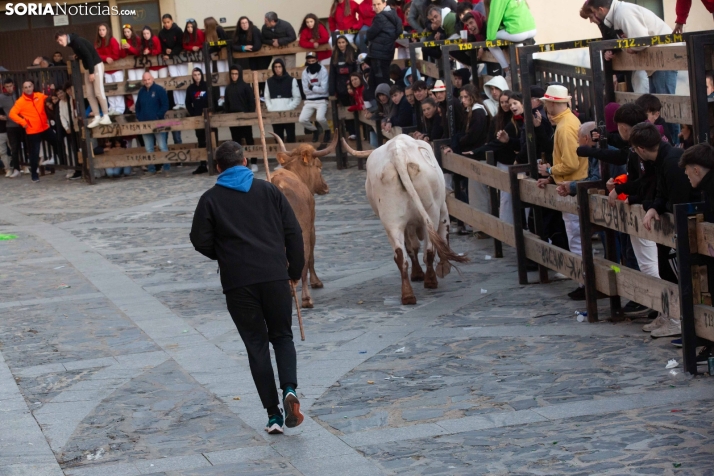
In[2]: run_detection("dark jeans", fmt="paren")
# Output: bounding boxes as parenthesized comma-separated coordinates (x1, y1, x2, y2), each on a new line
(230, 126, 256, 165)
(28, 128, 57, 180)
(7, 127, 23, 171)
(225, 280, 297, 410)
(657, 244, 678, 284)
(272, 123, 295, 143)
(619, 233, 639, 271)
(369, 58, 392, 90)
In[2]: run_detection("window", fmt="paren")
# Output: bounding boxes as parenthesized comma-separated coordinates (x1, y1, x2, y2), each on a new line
(624, 0, 664, 19)
(70, 1, 111, 24)
(31, 14, 56, 29)
(119, 1, 161, 33)
(0, 13, 29, 31)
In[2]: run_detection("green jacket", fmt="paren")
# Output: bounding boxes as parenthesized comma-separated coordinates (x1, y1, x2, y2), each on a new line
(442, 11, 458, 38)
(486, 0, 536, 41)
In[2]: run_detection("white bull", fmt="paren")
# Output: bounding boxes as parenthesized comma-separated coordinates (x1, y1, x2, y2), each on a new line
(342, 134, 468, 304)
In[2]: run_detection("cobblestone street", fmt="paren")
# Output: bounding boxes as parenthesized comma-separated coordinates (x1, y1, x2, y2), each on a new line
(0, 164, 712, 476)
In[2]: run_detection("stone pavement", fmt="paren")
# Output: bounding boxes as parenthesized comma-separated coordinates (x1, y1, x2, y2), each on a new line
(0, 164, 712, 476)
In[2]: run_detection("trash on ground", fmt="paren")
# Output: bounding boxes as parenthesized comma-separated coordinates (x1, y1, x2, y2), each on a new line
(167, 261, 172, 264)
(481, 289, 487, 294)
(577, 314, 586, 322)
(233, 396, 240, 400)
(367, 380, 374, 384)
(670, 409, 682, 412)
(359, 350, 367, 354)
(394, 347, 405, 353)
(57, 284, 71, 289)
(673, 463, 682, 468)
(0, 234, 18, 241)
(610, 265, 621, 273)
(54, 266, 65, 269)
(666, 359, 679, 369)
(669, 369, 679, 376)
(485, 255, 492, 260)
(182, 330, 188, 333)
(357, 300, 364, 304)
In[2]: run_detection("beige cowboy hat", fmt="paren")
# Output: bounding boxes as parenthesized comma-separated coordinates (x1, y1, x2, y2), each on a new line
(431, 80, 446, 92)
(540, 84, 572, 103)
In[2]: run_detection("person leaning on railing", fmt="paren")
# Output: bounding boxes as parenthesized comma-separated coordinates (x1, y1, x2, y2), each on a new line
(299, 14, 331, 66)
(233, 17, 269, 72)
(204, 17, 229, 103)
(328, 0, 362, 46)
(680, 142, 714, 210)
(262, 12, 297, 68)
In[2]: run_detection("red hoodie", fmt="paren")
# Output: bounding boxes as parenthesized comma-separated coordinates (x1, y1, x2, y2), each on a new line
(299, 25, 331, 62)
(348, 84, 364, 112)
(96, 37, 121, 74)
(132, 36, 163, 71)
(676, 0, 714, 24)
(358, 0, 376, 28)
(183, 28, 205, 52)
(119, 34, 142, 59)
(329, 0, 362, 31)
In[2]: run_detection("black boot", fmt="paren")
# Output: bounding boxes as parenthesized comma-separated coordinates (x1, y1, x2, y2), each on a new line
(192, 162, 208, 175)
(323, 128, 331, 144)
(312, 122, 323, 143)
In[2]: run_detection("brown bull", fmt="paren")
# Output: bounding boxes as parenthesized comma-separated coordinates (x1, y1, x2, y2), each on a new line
(269, 132, 336, 308)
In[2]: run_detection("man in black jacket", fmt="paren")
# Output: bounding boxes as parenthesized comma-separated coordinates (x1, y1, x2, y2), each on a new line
(262, 12, 297, 68)
(366, 0, 403, 89)
(224, 65, 258, 171)
(385, 85, 414, 129)
(680, 143, 714, 212)
(55, 31, 110, 128)
(190, 141, 305, 434)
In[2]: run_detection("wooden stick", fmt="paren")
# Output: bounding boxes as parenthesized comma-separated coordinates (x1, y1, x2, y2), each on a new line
(252, 71, 271, 183)
(252, 70, 305, 341)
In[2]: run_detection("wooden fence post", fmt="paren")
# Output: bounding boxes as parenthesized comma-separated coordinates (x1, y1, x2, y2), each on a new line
(353, 110, 365, 170)
(331, 99, 345, 169)
(577, 182, 602, 322)
(509, 164, 531, 284)
(69, 60, 95, 184)
(486, 152, 503, 259)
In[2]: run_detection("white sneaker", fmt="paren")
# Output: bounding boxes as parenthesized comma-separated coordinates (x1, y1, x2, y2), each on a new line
(21, 166, 30, 174)
(99, 115, 112, 125)
(251, 164, 258, 172)
(40, 158, 55, 166)
(87, 116, 102, 128)
(643, 313, 668, 332)
(107, 108, 116, 116)
(173, 104, 185, 110)
(8, 169, 20, 178)
(651, 318, 681, 338)
(4, 169, 10, 177)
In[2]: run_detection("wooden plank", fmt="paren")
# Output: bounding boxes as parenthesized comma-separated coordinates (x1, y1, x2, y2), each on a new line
(90, 116, 204, 139)
(232, 41, 330, 59)
(210, 106, 325, 128)
(85, 52, 208, 72)
(696, 221, 714, 257)
(93, 73, 230, 97)
(243, 142, 321, 158)
(588, 194, 677, 247)
(693, 305, 714, 342)
(93, 147, 207, 168)
(611, 45, 688, 71)
(113, 109, 189, 124)
(442, 152, 510, 192)
(614, 91, 692, 124)
(446, 195, 515, 247)
(598, 257, 681, 318)
(416, 60, 439, 79)
(518, 179, 579, 215)
(100, 143, 197, 156)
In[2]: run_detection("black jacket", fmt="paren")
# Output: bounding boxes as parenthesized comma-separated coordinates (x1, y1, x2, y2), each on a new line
(186, 73, 209, 117)
(159, 23, 184, 57)
(421, 112, 444, 141)
(459, 105, 488, 151)
(68, 33, 101, 74)
(224, 65, 255, 113)
(329, 51, 356, 98)
(644, 142, 698, 214)
(388, 95, 414, 128)
(190, 177, 304, 291)
(473, 118, 522, 165)
(518, 106, 554, 164)
(261, 19, 297, 46)
(697, 170, 714, 214)
(233, 25, 263, 52)
(367, 7, 403, 61)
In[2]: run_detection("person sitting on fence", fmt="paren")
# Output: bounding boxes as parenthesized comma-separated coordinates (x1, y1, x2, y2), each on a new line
(673, 0, 714, 34)
(408, 0, 457, 33)
(224, 64, 258, 172)
(366, 0, 403, 90)
(680, 142, 714, 209)
(632, 122, 697, 336)
(300, 52, 331, 144)
(136, 72, 170, 175)
(299, 14, 331, 66)
(635, 94, 675, 145)
(233, 17, 270, 72)
(265, 58, 301, 143)
(484, 0, 537, 73)
(204, 17, 229, 104)
(535, 85, 589, 300)
(383, 84, 414, 131)
(329, 35, 358, 108)
(9, 80, 58, 183)
(55, 31, 111, 129)
(328, 0, 361, 46)
(482, 76, 509, 118)
(588, 0, 676, 94)
(427, 5, 459, 39)
(95, 23, 125, 117)
(186, 67, 212, 175)
(158, 14, 187, 109)
(262, 12, 298, 68)
(356, 0, 376, 53)
(183, 19, 205, 58)
(412, 96, 443, 142)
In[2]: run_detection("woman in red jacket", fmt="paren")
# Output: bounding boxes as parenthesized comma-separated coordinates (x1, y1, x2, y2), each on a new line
(328, 0, 362, 45)
(183, 19, 205, 71)
(96, 23, 124, 115)
(120, 24, 144, 101)
(299, 14, 331, 65)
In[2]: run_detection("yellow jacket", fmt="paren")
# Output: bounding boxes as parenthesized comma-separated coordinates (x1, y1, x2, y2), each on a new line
(550, 108, 588, 184)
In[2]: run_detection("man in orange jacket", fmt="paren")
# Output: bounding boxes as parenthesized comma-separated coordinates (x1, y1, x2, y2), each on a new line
(9, 81, 57, 182)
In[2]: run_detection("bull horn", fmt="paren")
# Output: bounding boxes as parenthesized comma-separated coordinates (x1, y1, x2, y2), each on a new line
(341, 137, 371, 158)
(268, 132, 288, 153)
(312, 131, 339, 157)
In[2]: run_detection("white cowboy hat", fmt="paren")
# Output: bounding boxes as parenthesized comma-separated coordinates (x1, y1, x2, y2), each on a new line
(540, 84, 571, 103)
(431, 80, 446, 92)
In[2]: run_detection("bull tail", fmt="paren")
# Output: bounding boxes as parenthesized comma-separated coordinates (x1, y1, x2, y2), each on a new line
(391, 140, 469, 269)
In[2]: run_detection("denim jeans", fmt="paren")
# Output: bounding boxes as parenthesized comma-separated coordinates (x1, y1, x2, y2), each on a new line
(649, 71, 677, 95)
(143, 132, 169, 172)
(172, 130, 182, 145)
(355, 25, 369, 54)
(106, 167, 132, 177)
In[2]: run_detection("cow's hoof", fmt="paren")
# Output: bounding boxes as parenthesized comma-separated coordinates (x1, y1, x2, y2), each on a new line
(424, 279, 438, 289)
(401, 295, 417, 305)
(301, 299, 314, 309)
(410, 274, 424, 282)
(310, 280, 324, 289)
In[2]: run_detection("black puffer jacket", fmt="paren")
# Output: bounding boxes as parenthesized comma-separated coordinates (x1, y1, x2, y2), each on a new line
(329, 50, 356, 100)
(224, 65, 255, 113)
(158, 23, 184, 57)
(366, 7, 403, 61)
(261, 19, 297, 46)
(186, 71, 209, 117)
(68, 33, 101, 74)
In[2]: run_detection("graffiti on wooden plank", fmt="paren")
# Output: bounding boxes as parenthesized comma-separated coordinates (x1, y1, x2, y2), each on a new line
(131, 51, 204, 69)
(531, 240, 583, 282)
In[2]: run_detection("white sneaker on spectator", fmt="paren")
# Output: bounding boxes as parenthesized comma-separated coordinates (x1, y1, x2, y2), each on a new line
(99, 115, 112, 125)
(8, 170, 20, 178)
(642, 313, 668, 332)
(173, 104, 185, 110)
(40, 158, 55, 166)
(107, 108, 117, 116)
(21, 166, 30, 174)
(251, 164, 258, 172)
(348, 135, 356, 140)
(651, 318, 681, 338)
(4, 170, 10, 177)
(87, 116, 102, 128)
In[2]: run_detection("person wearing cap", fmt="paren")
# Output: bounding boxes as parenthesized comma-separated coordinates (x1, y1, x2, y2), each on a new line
(300, 52, 331, 143)
(431, 79, 465, 135)
(536, 85, 589, 299)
